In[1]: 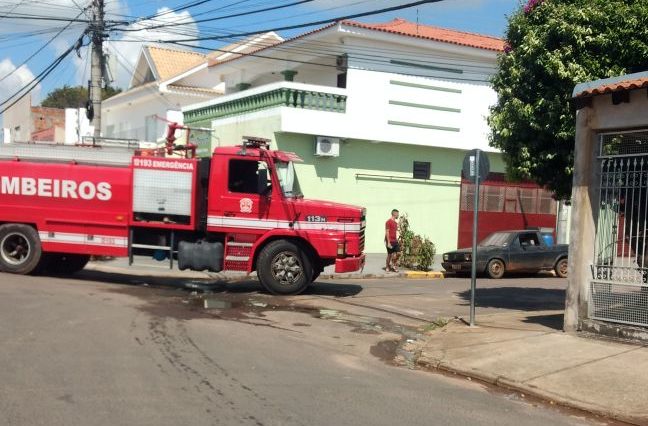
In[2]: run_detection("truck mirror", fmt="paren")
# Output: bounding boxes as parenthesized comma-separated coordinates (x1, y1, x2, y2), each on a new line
(257, 169, 269, 195)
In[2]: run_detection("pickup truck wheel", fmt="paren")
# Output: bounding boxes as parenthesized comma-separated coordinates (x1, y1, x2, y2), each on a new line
(486, 259, 505, 279)
(46, 254, 90, 275)
(555, 258, 568, 278)
(0, 224, 42, 275)
(257, 240, 312, 295)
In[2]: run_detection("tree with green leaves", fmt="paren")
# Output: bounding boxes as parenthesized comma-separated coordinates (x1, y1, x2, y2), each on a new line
(41, 85, 121, 109)
(489, 0, 648, 199)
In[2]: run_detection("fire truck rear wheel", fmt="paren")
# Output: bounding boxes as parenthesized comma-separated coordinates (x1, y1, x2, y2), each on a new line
(257, 240, 313, 295)
(0, 224, 43, 275)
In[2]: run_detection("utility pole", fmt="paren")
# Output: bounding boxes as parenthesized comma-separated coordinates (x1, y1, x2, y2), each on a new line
(90, 0, 105, 139)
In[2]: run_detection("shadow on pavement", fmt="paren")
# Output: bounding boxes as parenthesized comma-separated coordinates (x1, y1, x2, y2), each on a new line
(69, 270, 363, 297)
(306, 281, 363, 297)
(522, 313, 564, 330)
(456, 287, 565, 311)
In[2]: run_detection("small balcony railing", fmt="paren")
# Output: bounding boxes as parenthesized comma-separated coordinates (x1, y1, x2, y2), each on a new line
(184, 83, 347, 124)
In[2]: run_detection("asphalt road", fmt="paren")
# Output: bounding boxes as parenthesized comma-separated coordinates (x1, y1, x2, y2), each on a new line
(0, 271, 610, 426)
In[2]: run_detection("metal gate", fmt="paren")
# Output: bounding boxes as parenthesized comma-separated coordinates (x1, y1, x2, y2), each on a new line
(592, 131, 648, 327)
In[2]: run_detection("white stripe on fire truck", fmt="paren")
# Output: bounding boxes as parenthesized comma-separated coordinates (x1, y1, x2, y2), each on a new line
(206, 216, 363, 232)
(39, 232, 128, 248)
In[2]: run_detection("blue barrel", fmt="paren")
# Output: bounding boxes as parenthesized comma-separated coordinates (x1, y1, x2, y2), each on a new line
(542, 233, 554, 247)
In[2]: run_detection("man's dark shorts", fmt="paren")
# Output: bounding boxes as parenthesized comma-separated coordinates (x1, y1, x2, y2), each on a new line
(386, 241, 400, 254)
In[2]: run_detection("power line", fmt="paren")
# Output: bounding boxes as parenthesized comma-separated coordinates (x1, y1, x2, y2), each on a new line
(0, 10, 86, 84)
(0, 12, 90, 23)
(127, 0, 443, 43)
(0, 0, 29, 24)
(135, 18, 498, 74)
(166, 40, 492, 84)
(0, 35, 85, 114)
(114, 0, 316, 32)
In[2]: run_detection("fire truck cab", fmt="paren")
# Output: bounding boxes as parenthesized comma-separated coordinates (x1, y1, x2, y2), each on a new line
(0, 135, 365, 295)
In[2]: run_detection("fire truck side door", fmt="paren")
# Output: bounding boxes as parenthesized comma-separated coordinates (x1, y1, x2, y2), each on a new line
(218, 158, 271, 221)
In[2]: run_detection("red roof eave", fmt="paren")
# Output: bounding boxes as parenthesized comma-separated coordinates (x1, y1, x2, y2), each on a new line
(574, 77, 648, 98)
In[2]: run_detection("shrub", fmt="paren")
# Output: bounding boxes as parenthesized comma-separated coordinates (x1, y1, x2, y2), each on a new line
(397, 213, 436, 271)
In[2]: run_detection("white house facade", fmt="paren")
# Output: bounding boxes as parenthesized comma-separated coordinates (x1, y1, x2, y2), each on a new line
(182, 19, 557, 253)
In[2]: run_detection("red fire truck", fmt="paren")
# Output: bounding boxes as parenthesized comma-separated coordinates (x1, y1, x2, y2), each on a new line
(0, 132, 365, 294)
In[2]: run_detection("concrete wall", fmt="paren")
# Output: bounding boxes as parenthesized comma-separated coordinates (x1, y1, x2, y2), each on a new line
(64, 108, 94, 145)
(3, 94, 32, 142)
(565, 89, 648, 331)
(278, 68, 497, 152)
(102, 93, 187, 141)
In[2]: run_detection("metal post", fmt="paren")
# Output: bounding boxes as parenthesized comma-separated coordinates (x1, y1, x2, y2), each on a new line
(470, 149, 480, 326)
(90, 0, 104, 139)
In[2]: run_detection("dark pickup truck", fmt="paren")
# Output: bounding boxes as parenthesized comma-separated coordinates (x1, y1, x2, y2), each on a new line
(442, 230, 568, 279)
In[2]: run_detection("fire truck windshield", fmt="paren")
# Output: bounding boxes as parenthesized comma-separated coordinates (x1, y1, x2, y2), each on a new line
(275, 160, 303, 198)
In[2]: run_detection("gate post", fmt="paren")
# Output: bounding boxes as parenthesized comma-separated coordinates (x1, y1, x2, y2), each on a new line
(564, 107, 598, 332)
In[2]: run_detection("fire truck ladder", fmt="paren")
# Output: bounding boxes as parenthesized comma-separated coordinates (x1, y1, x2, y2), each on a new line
(128, 229, 176, 269)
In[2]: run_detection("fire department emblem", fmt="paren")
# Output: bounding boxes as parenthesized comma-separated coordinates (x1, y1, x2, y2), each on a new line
(240, 198, 253, 213)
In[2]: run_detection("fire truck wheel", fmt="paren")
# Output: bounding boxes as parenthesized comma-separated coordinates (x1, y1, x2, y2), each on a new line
(257, 240, 313, 295)
(46, 254, 91, 275)
(0, 224, 43, 275)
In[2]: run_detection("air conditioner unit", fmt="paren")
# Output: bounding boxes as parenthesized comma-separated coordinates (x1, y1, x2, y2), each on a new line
(315, 136, 340, 157)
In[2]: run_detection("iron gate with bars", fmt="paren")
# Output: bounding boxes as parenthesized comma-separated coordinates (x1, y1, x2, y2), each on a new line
(592, 131, 648, 327)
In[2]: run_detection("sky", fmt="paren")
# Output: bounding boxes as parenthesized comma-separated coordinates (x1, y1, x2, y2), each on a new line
(0, 0, 520, 117)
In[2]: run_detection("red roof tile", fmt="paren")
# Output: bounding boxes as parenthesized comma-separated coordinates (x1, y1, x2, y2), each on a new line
(343, 18, 505, 52)
(574, 77, 648, 98)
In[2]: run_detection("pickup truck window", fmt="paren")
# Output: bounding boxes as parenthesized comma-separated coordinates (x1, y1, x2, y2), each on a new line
(519, 232, 541, 247)
(479, 232, 513, 247)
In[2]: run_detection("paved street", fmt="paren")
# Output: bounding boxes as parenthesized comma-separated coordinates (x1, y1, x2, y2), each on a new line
(0, 270, 617, 426)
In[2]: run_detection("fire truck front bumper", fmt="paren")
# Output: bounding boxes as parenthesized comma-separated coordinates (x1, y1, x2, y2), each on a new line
(335, 254, 365, 273)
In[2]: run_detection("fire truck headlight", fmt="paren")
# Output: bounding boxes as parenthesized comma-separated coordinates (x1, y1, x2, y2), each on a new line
(337, 242, 346, 257)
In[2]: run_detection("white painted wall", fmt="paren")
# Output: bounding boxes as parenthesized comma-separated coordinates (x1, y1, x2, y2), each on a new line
(188, 26, 500, 153)
(64, 108, 94, 145)
(279, 68, 497, 152)
(102, 92, 188, 141)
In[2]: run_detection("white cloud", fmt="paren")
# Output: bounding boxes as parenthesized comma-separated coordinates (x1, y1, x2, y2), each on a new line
(0, 0, 128, 87)
(103, 7, 200, 89)
(0, 59, 40, 106)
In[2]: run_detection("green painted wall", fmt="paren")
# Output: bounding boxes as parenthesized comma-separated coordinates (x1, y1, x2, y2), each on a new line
(203, 112, 505, 254)
(209, 114, 282, 149)
(276, 134, 505, 254)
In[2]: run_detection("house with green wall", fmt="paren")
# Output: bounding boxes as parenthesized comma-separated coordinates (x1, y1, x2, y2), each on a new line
(180, 19, 551, 254)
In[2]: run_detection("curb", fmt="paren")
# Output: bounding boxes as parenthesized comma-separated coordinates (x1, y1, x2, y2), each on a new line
(403, 271, 445, 279)
(319, 270, 446, 280)
(416, 356, 647, 426)
(87, 262, 447, 281)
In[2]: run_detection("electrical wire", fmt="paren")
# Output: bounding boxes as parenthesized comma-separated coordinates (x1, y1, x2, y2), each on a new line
(166, 40, 492, 84)
(136, 21, 498, 74)
(0, 0, 28, 24)
(0, 11, 90, 23)
(110, 0, 442, 41)
(0, 35, 86, 114)
(0, 10, 87, 84)
(115, 0, 316, 32)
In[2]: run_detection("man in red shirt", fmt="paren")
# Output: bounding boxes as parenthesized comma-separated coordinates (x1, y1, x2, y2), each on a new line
(385, 209, 400, 272)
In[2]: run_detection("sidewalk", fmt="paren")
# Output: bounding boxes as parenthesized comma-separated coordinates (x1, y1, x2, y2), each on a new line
(415, 311, 648, 425)
(87, 253, 446, 280)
